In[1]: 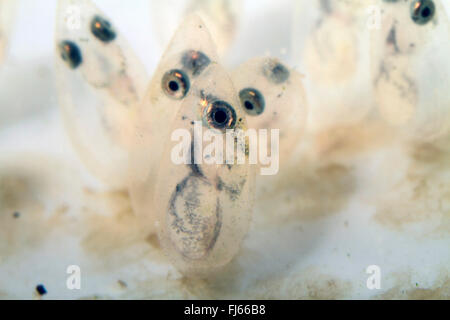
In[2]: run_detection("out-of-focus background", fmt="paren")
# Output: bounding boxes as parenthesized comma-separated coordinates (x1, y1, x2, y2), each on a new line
(0, 0, 448, 299)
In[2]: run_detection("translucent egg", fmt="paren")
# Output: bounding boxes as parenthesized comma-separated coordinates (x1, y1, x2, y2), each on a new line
(149, 0, 242, 57)
(153, 63, 255, 276)
(0, 0, 18, 64)
(292, 0, 374, 131)
(128, 15, 220, 234)
(370, 0, 450, 142)
(232, 57, 308, 163)
(54, 0, 148, 189)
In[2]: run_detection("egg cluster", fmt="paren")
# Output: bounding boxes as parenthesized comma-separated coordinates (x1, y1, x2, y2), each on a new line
(1, 0, 449, 278)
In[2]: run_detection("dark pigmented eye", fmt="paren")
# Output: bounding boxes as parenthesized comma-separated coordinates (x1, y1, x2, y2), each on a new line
(182, 50, 211, 76)
(91, 15, 117, 43)
(411, 0, 435, 25)
(263, 59, 290, 84)
(239, 88, 265, 116)
(58, 40, 83, 69)
(205, 100, 237, 130)
(162, 69, 190, 100)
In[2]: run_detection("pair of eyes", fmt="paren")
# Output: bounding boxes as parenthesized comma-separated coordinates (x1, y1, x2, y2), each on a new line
(59, 15, 116, 69)
(161, 50, 213, 100)
(384, 0, 436, 25)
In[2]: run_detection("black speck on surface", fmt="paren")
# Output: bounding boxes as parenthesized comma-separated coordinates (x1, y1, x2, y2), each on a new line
(13, 212, 20, 218)
(36, 284, 47, 296)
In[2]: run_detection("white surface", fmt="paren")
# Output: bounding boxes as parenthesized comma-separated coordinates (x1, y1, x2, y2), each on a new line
(0, 0, 448, 299)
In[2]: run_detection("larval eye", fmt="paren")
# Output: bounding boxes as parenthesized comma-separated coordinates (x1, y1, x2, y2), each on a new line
(58, 40, 83, 69)
(204, 100, 237, 130)
(55, 0, 148, 189)
(162, 69, 190, 99)
(239, 88, 265, 116)
(153, 64, 254, 276)
(91, 15, 117, 43)
(411, 0, 435, 25)
(128, 15, 220, 235)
